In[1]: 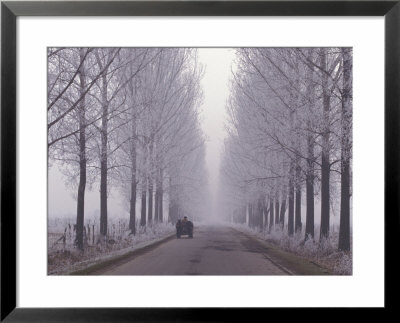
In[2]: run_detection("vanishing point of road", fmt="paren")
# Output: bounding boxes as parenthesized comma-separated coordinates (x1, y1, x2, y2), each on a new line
(92, 225, 330, 275)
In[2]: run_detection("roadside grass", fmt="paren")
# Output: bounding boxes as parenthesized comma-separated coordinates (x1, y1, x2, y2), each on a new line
(231, 223, 352, 275)
(48, 219, 175, 275)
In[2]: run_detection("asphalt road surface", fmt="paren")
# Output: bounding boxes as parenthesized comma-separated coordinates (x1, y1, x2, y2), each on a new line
(101, 225, 298, 275)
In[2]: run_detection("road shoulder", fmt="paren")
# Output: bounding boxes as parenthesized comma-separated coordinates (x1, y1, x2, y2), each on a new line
(69, 233, 176, 275)
(232, 227, 333, 275)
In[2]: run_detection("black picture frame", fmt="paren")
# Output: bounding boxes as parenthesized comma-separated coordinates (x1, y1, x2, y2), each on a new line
(1, 0, 398, 321)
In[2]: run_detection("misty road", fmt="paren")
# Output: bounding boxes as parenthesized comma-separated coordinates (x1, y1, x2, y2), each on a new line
(100, 225, 295, 275)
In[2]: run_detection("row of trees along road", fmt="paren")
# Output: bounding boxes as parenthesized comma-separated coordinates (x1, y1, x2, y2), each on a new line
(48, 48, 207, 250)
(220, 48, 352, 251)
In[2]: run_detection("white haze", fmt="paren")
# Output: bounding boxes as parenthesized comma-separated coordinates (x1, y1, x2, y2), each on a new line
(48, 167, 126, 219)
(197, 48, 236, 220)
(48, 48, 342, 227)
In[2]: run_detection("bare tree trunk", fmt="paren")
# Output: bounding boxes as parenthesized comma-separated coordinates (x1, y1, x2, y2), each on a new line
(147, 142, 154, 225)
(129, 132, 137, 234)
(148, 178, 153, 225)
(154, 179, 159, 224)
(240, 205, 244, 224)
(168, 179, 172, 223)
(253, 202, 256, 228)
(295, 170, 302, 233)
(99, 72, 108, 237)
(256, 200, 260, 229)
(258, 197, 263, 229)
(76, 48, 87, 251)
(279, 197, 286, 229)
(129, 115, 137, 234)
(275, 197, 279, 225)
(320, 137, 331, 240)
(288, 173, 295, 236)
(140, 177, 147, 227)
(293, 60, 302, 235)
(168, 201, 173, 223)
(288, 105, 296, 237)
(269, 197, 274, 232)
(305, 133, 315, 240)
(263, 196, 269, 230)
(168, 177, 176, 224)
(253, 202, 257, 228)
(154, 159, 160, 224)
(305, 51, 315, 241)
(159, 168, 164, 223)
(129, 173, 136, 235)
(339, 48, 352, 252)
(128, 69, 137, 235)
(320, 48, 331, 241)
(248, 203, 253, 228)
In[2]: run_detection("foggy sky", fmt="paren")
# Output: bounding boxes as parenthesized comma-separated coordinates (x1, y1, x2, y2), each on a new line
(197, 48, 236, 217)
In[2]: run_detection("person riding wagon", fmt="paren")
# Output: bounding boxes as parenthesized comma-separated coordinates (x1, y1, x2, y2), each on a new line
(176, 216, 193, 238)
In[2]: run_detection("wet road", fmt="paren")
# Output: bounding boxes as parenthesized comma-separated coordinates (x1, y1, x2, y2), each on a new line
(101, 225, 289, 275)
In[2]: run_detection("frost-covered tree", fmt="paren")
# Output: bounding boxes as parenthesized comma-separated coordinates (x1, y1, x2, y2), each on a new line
(221, 48, 352, 251)
(48, 48, 101, 250)
(48, 47, 207, 248)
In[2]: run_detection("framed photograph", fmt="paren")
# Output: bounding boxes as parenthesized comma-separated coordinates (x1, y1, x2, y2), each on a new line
(1, 0, 398, 320)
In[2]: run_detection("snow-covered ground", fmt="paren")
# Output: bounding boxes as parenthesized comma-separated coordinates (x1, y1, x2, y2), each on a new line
(48, 217, 175, 275)
(231, 223, 352, 275)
